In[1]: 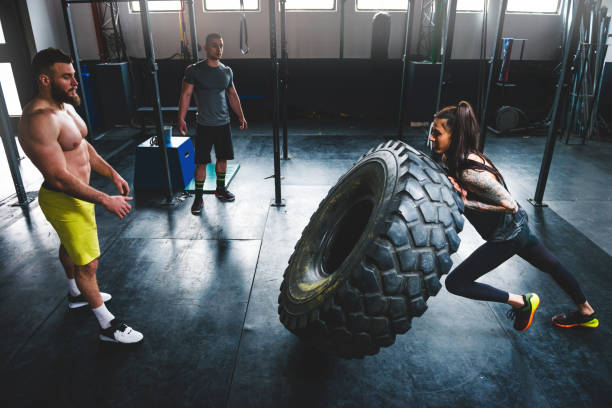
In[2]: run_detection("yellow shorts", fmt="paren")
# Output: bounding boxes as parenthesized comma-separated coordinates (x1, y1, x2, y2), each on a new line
(38, 186, 100, 266)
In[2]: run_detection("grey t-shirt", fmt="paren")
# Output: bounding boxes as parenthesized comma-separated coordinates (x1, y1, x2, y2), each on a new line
(184, 61, 234, 126)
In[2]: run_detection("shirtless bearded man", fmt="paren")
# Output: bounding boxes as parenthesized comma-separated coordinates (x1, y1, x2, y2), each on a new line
(18, 48, 143, 344)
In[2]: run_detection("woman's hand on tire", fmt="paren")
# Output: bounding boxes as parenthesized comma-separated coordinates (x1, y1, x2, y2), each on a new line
(448, 177, 467, 202)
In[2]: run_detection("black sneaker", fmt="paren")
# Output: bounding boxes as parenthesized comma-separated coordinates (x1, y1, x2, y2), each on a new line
(215, 188, 235, 202)
(191, 195, 204, 214)
(68, 292, 111, 309)
(506, 293, 540, 331)
(552, 310, 599, 328)
(99, 319, 144, 344)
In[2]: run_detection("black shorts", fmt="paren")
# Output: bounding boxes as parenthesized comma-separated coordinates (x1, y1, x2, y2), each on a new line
(193, 123, 234, 164)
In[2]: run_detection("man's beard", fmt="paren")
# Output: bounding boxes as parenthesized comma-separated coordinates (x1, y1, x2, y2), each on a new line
(51, 82, 81, 107)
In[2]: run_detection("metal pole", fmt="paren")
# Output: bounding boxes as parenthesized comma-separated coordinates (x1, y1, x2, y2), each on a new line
(584, 4, 606, 140)
(186, 0, 199, 61)
(579, 4, 595, 143)
(435, 0, 457, 113)
(563, 1, 586, 143)
(340, 0, 346, 59)
(280, 0, 289, 160)
(560, 0, 570, 54)
(478, 0, 508, 152)
(139, 0, 174, 200)
(564, 40, 586, 144)
(398, 0, 414, 137)
(61, 0, 94, 141)
(476, 0, 489, 118)
(587, 15, 609, 139)
(532, 0, 583, 206)
(0, 82, 29, 206)
(269, 0, 283, 206)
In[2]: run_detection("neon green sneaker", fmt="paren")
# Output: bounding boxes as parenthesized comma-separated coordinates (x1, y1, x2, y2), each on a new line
(552, 311, 599, 328)
(507, 293, 540, 331)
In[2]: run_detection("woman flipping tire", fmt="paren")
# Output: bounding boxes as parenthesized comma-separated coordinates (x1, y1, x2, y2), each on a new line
(278, 140, 465, 358)
(431, 101, 598, 331)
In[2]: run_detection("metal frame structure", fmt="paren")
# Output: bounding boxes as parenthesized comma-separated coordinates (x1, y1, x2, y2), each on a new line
(397, 0, 415, 138)
(0, 1, 35, 207)
(60, 0, 196, 201)
(280, 0, 289, 160)
(532, 0, 584, 206)
(562, 0, 609, 144)
(478, 0, 508, 152)
(186, 0, 199, 61)
(269, 0, 283, 206)
(435, 0, 458, 113)
(475, 0, 489, 119)
(417, 0, 436, 61)
(339, 0, 348, 59)
(0, 82, 31, 206)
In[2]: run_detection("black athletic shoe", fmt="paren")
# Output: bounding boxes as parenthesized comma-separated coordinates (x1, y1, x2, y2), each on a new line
(506, 293, 540, 331)
(215, 188, 235, 202)
(552, 310, 599, 328)
(191, 196, 204, 214)
(99, 319, 144, 344)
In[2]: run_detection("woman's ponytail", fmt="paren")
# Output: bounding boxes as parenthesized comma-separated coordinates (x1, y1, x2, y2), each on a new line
(456, 101, 479, 151)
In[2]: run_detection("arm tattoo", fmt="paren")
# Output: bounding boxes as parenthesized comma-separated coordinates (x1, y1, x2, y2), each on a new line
(460, 169, 517, 213)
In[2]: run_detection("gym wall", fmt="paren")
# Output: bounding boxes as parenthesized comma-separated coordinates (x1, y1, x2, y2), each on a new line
(16, 1, 612, 124)
(61, 1, 565, 61)
(25, 0, 69, 55)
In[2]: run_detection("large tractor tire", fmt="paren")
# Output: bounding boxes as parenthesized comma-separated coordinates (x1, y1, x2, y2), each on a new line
(278, 140, 465, 358)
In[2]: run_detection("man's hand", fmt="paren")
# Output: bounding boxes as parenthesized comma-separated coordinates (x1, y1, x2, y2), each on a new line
(102, 195, 133, 219)
(448, 176, 467, 202)
(239, 117, 248, 131)
(178, 119, 188, 136)
(112, 173, 130, 196)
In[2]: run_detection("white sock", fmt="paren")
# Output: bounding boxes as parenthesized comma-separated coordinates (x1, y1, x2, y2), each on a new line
(92, 304, 115, 329)
(68, 278, 81, 297)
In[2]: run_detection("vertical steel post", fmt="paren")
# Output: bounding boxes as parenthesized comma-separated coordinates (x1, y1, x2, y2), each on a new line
(478, 0, 508, 152)
(186, 0, 199, 62)
(139, 0, 173, 200)
(269, 0, 282, 205)
(61, 0, 94, 141)
(587, 15, 609, 140)
(398, 0, 414, 137)
(563, 2, 584, 143)
(340, 0, 346, 59)
(280, 0, 289, 160)
(533, 0, 583, 206)
(0, 82, 28, 206)
(560, 0, 571, 54)
(476, 0, 489, 118)
(435, 0, 457, 113)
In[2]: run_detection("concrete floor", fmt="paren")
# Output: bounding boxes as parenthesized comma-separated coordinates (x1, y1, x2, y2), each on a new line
(0, 121, 610, 407)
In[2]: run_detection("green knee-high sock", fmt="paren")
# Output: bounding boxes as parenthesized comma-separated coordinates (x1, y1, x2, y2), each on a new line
(216, 172, 226, 190)
(195, 180, 205, 196)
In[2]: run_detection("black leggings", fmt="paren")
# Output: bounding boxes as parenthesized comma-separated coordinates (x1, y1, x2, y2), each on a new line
(445, 226, 586, 305)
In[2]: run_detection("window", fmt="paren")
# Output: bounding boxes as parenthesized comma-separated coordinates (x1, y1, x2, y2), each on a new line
(356, 0, 408, 11)
(457, 0, 484, 12)
(205, 0, 259, 11)
(507, 0, 560, 14)
(356, 0, 483, 12)
(130, 1, 181, 12)
(0, 63, 22, 116)
(285, 0, 335, 11)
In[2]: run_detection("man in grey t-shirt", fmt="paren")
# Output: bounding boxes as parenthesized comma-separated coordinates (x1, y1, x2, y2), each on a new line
(178, 33, 247, 215)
